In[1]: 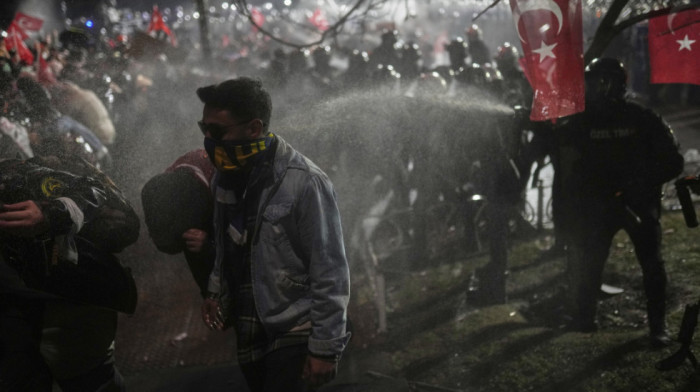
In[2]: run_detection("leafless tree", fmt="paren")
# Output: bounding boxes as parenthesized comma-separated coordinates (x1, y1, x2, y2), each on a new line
(228, 0, 393, 49)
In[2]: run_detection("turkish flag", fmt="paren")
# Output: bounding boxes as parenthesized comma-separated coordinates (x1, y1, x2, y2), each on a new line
(509, 0, 585, 121)
(146, 6, 177, 46)
(649, 9, 700, 86)
(5, 21, 34, 65)
(13, 12, 44, 32)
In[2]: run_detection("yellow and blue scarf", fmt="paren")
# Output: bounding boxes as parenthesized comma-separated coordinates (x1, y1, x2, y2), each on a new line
(204, 133, 275, 172)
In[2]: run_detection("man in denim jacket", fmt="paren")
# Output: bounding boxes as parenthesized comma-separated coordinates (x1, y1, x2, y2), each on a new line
(195, 77, 350, 391)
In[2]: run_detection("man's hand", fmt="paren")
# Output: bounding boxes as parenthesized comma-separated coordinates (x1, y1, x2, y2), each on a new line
(302, 355, 338, 390)
(183, 228, 208, 253)
(201, 297, 224, 331)
(0, 201, 49, 237)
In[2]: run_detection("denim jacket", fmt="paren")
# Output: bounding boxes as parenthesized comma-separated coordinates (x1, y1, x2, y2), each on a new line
(208, 135, 351, 358)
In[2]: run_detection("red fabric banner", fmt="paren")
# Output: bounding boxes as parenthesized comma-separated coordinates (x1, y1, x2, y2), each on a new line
(509, 0, 585, 121)
(5, 20, 34, 65)
(251, 8, 265, 33)
(649, 9, 700, 86)
(309, 9, 329, 32)
(14, 12, 44, 32)
(146, 6, 177, 46)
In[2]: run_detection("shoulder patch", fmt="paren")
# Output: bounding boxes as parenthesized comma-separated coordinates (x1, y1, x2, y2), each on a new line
(41, 177, 64, 197)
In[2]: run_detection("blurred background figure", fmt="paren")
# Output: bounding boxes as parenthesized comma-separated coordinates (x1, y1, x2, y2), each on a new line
(494, 42, 532, 109)
(342, 49, 370, 90)
(397, 41, 423, 82)
(466, 24, 491, 66)
(369, 29, 401, 69)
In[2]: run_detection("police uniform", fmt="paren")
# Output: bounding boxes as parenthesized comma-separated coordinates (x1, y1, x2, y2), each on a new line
(560, 98, 684, 337)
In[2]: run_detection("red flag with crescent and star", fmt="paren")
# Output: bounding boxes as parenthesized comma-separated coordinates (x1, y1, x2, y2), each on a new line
(509, 0, 585, 121)
(5, 12, 43, 65)
(648, 9, 700, 86)
(13, 12, 44, 32)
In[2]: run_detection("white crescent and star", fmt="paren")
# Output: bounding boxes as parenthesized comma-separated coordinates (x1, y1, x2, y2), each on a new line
(17, 18, 32, 31)
(667, 12, 677, 35)
(532, 41, 558, 61)
(666, 10, 700, 51)
(677, 35, 696, 51)
(16, 16, 41, 32)
(513, 0, 564, 42)
(512, 0, 565, 63)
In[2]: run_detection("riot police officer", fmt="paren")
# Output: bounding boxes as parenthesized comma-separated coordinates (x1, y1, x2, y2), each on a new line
(558, 58, 684, 346)
(494, 42, 532, 109)
(397, 41, 422, 82)
(309, 45, 340, 95)
(369, 29, 401, 69)
(342, 49, 370, 90)
(466, 24, 491, 66)
(445, 37, 468, 72)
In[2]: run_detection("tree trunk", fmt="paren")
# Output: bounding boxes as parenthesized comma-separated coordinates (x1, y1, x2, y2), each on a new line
(195, 0, 212, 61)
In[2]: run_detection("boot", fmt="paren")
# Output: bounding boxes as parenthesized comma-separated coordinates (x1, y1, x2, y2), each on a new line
(648, 301, 672, 348)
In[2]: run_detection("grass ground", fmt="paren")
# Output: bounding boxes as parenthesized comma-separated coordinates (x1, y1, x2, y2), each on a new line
(341, 208, 700, 392)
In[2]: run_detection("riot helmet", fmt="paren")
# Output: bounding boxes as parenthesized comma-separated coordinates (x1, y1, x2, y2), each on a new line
(495, 42, 520, 76)
(399, 42, 422, 80)
(380, 29, 399, 47)
(401, 41, 421, 63)
(585, 57, 627, 103)
(466, 24, 482, 42)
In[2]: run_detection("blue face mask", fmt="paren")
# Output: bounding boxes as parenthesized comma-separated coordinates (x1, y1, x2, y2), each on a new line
(203, 134, 274, 172)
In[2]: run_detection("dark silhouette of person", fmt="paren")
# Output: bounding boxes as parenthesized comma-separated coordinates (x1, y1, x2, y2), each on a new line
(445, 37, 468, 72)
(557, 58, 684, 347)
(0, 155, 139, 391)
(466, 24, 491, 66)
(369, 29, 401, 69)
(397, 41, 423, 82)
(342, 49, 370, 90)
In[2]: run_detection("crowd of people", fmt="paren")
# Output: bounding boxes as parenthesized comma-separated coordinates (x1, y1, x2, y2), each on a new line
(0, 10, 691, 392)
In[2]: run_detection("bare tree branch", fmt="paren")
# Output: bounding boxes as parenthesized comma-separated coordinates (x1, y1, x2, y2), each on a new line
(229, 0, 387, 49)
(611, 2, 700, 35)
(584, 0, 700, 63)
(473, 0, 503, 22)
(583, 0, 628, 64)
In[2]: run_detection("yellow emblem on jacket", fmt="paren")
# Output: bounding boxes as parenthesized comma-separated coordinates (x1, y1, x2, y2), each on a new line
(41, 177, 64, 197)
